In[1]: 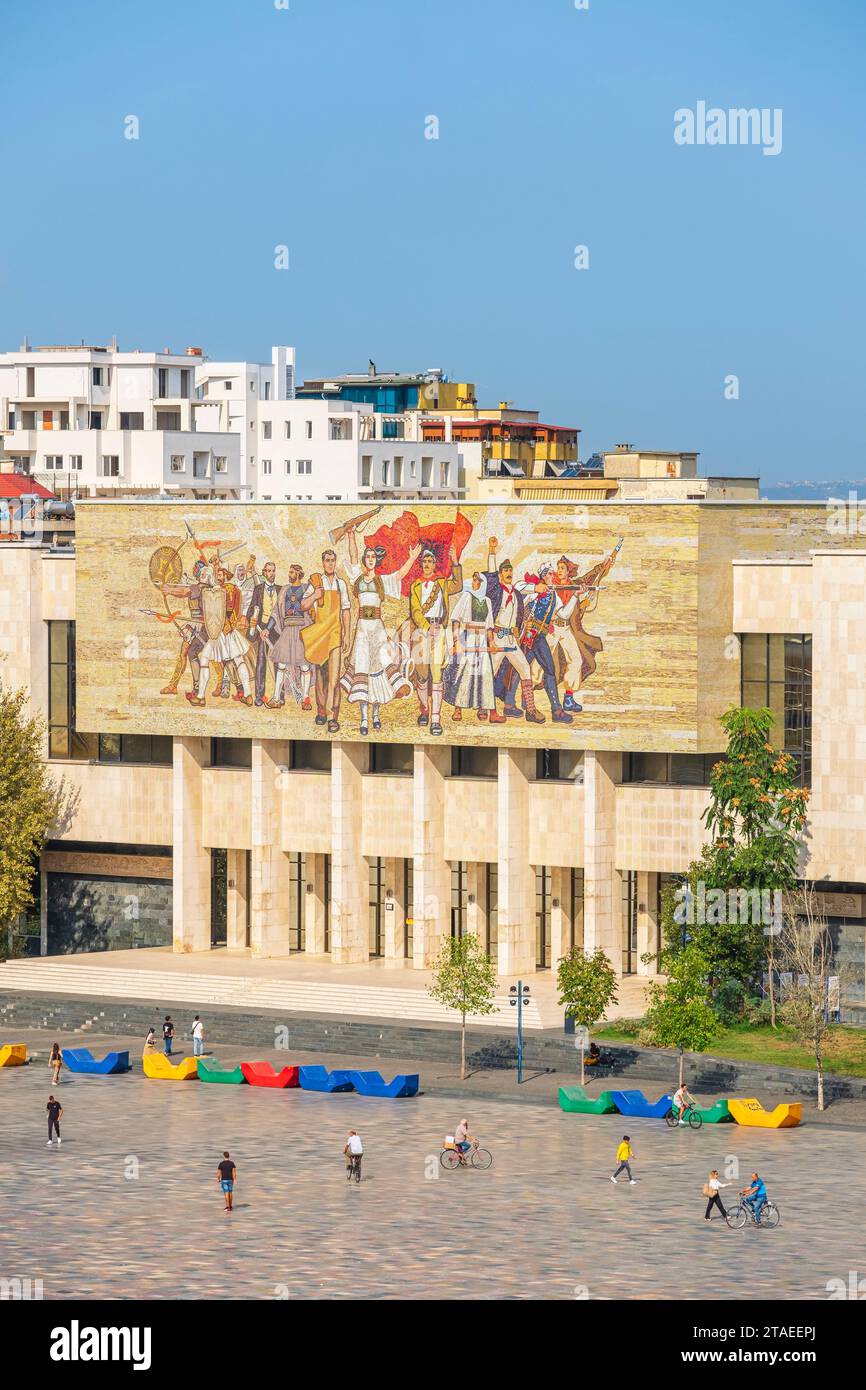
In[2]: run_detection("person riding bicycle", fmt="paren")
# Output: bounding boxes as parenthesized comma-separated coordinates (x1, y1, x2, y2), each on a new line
(672, 1083, 695, 1124)
(454, 1118, 476, 1160)
(741, 1172, 768, 1225)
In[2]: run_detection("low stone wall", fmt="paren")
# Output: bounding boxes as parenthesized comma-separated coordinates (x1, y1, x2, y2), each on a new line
(1, 989, 861, 1100)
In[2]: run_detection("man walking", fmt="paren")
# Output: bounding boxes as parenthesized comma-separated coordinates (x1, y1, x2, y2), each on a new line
(611, 1135, 636, 1184)
(191, 1015, 205, 1058)
(162, 1016, 174, 1057)
(344, 1130, 363, 1184)
(46, 1094, 63, 1146)
(217, 1151, 236, 1213)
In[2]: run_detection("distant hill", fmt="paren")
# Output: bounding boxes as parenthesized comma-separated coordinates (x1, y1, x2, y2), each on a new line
(762, 479, 866, 501)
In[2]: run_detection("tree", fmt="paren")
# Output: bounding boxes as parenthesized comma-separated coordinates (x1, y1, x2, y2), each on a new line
(642, 944, 722, 1087)
(651, 707, 810, 1025)
(0, 684, 65, 954)
(777, 888, 843, 1111)
(428, 932, 498, 1080)
(556, 947, 619, 1083)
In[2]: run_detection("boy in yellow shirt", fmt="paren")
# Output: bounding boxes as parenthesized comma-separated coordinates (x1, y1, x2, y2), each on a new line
(611, 1135, 636, 1184)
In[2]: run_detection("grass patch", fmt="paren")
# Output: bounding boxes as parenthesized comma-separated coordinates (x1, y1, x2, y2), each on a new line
(595, 1022, 866, 1077)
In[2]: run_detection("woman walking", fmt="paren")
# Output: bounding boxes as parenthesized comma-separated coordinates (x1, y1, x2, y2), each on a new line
(341, 528, 420, 734)
(49, 1042, 63, 1085)
(704, 1170, 730, 1221)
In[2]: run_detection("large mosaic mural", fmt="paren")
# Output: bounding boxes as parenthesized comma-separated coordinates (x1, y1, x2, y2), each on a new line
(75, 500, 733, 750)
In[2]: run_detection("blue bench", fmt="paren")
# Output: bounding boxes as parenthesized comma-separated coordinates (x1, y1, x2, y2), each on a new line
(298, 1065, 355, 1093)
(62, 1048, 130, 1075)
(347, 1070, 419, 1098)
(610, 1089, 674, 1119)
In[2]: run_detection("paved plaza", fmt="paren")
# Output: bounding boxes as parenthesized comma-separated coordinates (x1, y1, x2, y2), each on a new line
(1, 1033, 863, 1301)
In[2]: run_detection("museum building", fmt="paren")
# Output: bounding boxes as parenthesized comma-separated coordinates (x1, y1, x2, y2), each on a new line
(3, 498, 865, 1019)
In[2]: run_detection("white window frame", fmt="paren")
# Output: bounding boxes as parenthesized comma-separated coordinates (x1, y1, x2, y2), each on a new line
(170, 455, 186, 473)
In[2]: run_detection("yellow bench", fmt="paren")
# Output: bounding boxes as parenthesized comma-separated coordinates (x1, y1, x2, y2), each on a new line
(142, 1052, 199, 1081)
(728, 1097, 802, 1128)
(0, 1044, 27, 1067)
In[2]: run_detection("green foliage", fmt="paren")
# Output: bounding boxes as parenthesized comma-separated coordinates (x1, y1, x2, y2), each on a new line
(428, 932, 498, 1081)
(556, 947, 619, 1030)
(0, 684, 63, 929)
(428, 932, 498, 1019)
(642, 945, 723, 1056)
(703, 706, 808, 889)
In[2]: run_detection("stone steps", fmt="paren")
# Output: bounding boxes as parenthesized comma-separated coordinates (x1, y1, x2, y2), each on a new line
(0, 960, 547, 1029)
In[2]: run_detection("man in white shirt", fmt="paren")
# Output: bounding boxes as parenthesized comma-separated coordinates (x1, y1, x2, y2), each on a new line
(673, 1083, 694, 1123)
(344, 1129, 363, 1184)
(191, 1015, 205, 1057)
(408, 546, 462, 735)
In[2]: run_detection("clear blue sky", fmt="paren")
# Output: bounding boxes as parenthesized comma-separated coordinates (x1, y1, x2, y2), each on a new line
(2, 0, 864, 483)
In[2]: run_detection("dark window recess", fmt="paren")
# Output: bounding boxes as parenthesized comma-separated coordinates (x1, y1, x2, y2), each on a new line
(739, 633, 811, 786)
(98, 734, 172, 765)
(623, 752, 723, 785)
(535, 866, 551, 968)
(622, 871, 638, 975)
(369, 742, 413, 775)
(451, 746, 498, 778)
(119, 412, 144, 430)
(210, 738, 252, 768)
(368, 857, 385, 957)
(47, 621, 97, 760)
(289, 740, 331, 772)
(535, 749, 585, 782)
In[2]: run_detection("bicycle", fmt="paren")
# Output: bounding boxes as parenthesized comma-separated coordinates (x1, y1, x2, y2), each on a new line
(440, 1141, 493, 1171)
(725, 1199, 781, 1230)
(664, 1102, 703, 1130)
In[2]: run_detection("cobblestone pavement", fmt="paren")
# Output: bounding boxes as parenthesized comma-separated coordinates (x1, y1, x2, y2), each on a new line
(1, 1039, 863, 1301)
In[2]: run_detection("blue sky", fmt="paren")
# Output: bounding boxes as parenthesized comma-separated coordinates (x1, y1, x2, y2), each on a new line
(2, 0, 864, 483)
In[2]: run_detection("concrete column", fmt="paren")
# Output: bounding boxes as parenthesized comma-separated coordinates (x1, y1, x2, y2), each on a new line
(226, 848, 249, 951)
(305, 853, 328, 955)
(330, 742, 369, 963)
(466, 862, 487, 950)
(583, 751, 622, 971)
(250, 739, 290, 956)
(550, 866, 568, 964)
(412, 745, 450, 968)
(383, 856, 405, 961)
(637, 870, 659, 975)
(497, 747, 536, 975)
(172, 736, 211, 953)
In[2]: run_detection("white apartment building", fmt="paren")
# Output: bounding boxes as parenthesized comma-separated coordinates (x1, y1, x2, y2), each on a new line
(0, 344, 241, 498)
(194, 347, 460, 501)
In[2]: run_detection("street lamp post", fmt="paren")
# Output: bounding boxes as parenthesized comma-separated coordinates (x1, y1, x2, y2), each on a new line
(510, 981, 531, 1084)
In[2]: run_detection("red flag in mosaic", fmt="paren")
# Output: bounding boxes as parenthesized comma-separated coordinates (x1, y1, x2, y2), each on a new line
(364, 510, 473, 595)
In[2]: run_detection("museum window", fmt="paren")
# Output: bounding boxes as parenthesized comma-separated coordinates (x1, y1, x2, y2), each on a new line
(288, 852, 306, 951)
(450, 861, 468, 939)
(368, 857, 385, 957)
(403, 858, 414, 960)
(622, 870, 638, 975)
(210, 738, 252, 769)
(323, 854, 331, 954)
(289, 740, 331, 772)
(740, 633, 812, 785)
(535, 749, 585, 783)
(622, 752, 723, 785)
(535, 866, 552, 969)
(567, 867, 585, 955)
(47, 621, 97, 760)
(485, 862, 498, 963)
(450, 746, 498, 779)
(97, 734, 172, 765)
(368, 742, 413, 775)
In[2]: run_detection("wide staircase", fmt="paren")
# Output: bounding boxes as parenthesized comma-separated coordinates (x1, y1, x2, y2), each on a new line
(0, 956, 653, 1031)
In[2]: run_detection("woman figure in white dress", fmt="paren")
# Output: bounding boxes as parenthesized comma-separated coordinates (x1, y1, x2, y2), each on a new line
(444, 571, 499, 722)
(340, 526, 421, 734)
